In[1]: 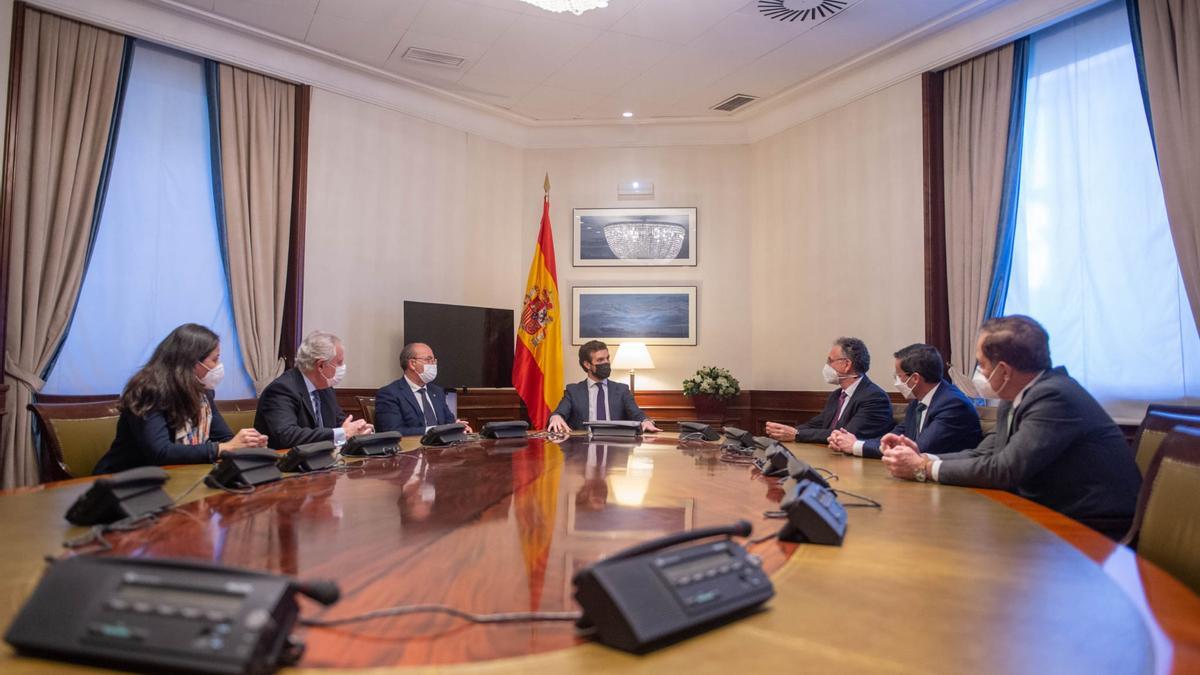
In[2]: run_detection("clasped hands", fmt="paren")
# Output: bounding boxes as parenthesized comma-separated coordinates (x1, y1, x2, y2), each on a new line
(879, 433, 931, 481)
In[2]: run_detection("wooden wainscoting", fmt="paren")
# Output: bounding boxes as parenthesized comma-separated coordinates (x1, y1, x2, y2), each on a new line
(633, 391, 754, 431)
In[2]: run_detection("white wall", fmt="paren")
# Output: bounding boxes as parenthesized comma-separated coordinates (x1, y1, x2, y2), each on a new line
(305, 76, 926, 394)
(522, 145, 753, 393)
(303, 87, 525, 388)
(750, 76, 926, 390)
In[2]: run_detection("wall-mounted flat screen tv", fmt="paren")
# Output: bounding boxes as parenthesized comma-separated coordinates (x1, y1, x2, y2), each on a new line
(402, 301, 514, 389)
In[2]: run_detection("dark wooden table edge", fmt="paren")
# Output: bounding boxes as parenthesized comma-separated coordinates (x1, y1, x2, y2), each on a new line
(976, 488, 1200, 674)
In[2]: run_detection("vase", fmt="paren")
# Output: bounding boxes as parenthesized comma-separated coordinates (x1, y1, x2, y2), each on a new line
(690, 394, 727, 418)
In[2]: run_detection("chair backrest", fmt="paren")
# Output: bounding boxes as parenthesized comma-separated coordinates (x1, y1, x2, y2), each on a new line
(214, 398, 259, 433)
(356, 396, 376, 425)
(891, 402, 908, 426)
(28, 399, 122, 481)
(1125, 424, 1200, 595)
(1131, 405, 1200, 477)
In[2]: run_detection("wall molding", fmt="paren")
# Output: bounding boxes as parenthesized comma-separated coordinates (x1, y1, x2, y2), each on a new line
(27, 0, 1101, 150)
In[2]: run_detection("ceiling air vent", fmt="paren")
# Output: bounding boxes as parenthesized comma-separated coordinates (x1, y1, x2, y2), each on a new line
(758, 0, 849, 23)
(711, 94, 758, 113)
(402, 47, 467, 69)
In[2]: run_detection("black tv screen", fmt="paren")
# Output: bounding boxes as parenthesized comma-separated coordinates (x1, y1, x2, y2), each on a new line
(403, 301, 515, 389)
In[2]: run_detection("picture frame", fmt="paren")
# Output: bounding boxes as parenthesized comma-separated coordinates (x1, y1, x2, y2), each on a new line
(573, 207, 697, 267)
(571, 286, 698, 346)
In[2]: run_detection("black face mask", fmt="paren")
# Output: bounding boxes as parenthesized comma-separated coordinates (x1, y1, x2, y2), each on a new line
(592, 363, 612, 380)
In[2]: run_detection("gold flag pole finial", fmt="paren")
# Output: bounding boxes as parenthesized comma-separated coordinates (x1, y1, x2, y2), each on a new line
(544, 173, 550, 195)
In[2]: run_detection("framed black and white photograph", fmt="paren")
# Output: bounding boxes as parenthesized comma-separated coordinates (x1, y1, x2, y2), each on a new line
(573, 207, 697, 267)
(572, 286, 697, 346)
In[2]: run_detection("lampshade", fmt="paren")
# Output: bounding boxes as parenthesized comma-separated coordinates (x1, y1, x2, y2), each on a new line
(517, 0, 609, 16)
(612, 342, 655, 370)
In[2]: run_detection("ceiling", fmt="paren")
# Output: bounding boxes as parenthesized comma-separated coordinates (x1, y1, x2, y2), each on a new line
(163, 0, 994, 122)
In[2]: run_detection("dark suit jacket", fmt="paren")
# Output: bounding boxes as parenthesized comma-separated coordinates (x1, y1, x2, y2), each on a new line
(936, 367, 1141, 525)
(254, 368, 347, 449)
(860, 379, 982, 459)
(793, 376, 894, 443)
(550, 379, 648, 430)
(94, 390, 233, 474)
(375, 378, 456, 436)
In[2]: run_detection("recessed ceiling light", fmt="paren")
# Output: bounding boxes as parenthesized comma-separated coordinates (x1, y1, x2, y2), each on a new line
(622, 111, 634, 118)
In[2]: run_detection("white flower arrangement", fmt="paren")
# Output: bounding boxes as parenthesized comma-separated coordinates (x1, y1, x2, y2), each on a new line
(682, 366, 741, 400)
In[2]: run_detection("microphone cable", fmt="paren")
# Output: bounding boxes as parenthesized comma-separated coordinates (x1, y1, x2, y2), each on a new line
(302, 604, 582, 628)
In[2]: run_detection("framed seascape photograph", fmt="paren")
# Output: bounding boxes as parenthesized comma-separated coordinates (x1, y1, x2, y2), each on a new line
(572, 286, 697, 346)
(573, 207, 697, 267)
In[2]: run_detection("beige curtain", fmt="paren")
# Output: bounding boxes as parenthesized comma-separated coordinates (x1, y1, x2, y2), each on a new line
(1, 10, 125, 488)
(942, 44, 1016, 388)
(216, 64, 295, 394)
(1136, 0, 1200, 335)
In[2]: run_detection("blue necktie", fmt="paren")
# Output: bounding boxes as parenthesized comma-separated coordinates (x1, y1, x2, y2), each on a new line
(419, 388, 438, 426)
(595, 382, 607, 421)
(311, 391, 322, 426)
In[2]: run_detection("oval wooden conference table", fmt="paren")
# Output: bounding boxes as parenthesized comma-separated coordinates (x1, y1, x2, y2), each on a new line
(0, 434, 1198, 674)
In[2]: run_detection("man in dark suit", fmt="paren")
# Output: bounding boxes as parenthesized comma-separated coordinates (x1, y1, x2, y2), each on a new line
(254, 331, 372, 449)
(547, 340, 661, 433)
(765, 337, 894, 444)
(375, 342, 474, 436)
(829, 343, 982, 459)
(882, 316, 1141, 538)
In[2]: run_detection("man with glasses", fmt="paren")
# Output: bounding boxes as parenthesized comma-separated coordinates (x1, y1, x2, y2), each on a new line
(881, 316, 1140, 539)
(255, 330, 373, 449)
(764, 336, 893, 444)
(828, 343, 982, 458)
(376, 342, 474, 436)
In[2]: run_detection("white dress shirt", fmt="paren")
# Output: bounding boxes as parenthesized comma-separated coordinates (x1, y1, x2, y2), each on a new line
(303, 373, 346, 446)
(406, 376, 438, 432)
(587, 378, 610, 422)
(852, 382, 940, 457)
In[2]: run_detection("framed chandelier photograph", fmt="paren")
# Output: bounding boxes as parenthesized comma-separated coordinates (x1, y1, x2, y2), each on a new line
(573, 207, 697, 267)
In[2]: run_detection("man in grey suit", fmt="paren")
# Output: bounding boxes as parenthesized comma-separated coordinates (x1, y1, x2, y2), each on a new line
(547, 340, 661, 433)
(882, 316, 1141, 538)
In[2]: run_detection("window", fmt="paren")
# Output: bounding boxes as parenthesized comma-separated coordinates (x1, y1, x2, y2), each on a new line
(1003, 0, 1200, 421)
(42, 41, 255, 399)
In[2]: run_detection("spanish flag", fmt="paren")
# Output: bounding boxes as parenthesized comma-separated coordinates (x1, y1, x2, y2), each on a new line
(513, 175, 563, 429)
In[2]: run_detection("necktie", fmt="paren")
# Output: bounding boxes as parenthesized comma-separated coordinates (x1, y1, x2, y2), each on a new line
(311, 391, 323, 426)
(418, 388, 438, 426)
(595, 382, 607, 421)
(830, 390, 847, 428)
(914, 402, 928, 433)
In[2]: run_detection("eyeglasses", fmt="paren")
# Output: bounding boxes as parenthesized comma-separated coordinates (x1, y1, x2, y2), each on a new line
(411, 356, 437, 364)
(826, 356, 850, 365)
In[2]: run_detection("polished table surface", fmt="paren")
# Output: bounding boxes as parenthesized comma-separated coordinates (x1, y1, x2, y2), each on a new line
(0, 434, 1198, 673)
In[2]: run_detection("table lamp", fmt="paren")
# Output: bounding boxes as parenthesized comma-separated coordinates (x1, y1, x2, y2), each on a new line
(612, 342, 654, 394)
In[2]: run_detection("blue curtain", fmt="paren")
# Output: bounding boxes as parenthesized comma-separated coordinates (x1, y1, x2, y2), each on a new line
(1125, 0, 1157, 151)
(1002, 0, 1199, 420)
(982, 37, 1030, 321)
(41, 41, 256, 399)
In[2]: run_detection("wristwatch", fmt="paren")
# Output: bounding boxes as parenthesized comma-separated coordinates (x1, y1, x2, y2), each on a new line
(914, 458, 928, 483)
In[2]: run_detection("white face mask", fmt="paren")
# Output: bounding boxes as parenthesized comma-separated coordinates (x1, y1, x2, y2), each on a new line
(419, 363, 438, 384)
(972, 364, 1004, 399)
(822, 363, 842, 385)
(198, 361, 225, 390)
(895, 373, 917, 400)
(327, 363, 346, 388)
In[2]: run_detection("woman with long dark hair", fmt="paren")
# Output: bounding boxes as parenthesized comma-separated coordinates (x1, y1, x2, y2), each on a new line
(93, 323, 267, 474)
